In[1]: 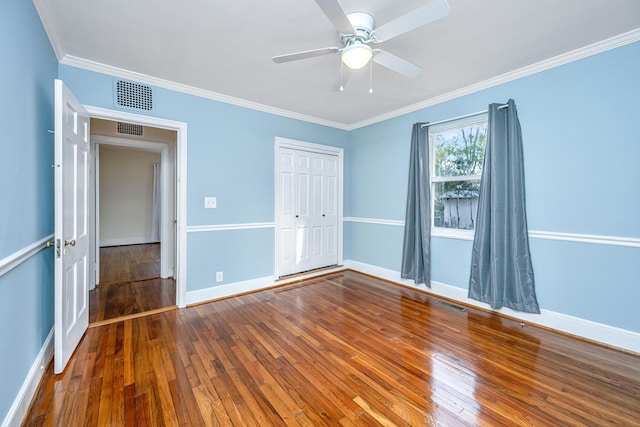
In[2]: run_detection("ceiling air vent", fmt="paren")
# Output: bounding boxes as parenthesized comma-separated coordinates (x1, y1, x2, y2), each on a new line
(115, 80, 153, 111)
(117, 122, 144, 136)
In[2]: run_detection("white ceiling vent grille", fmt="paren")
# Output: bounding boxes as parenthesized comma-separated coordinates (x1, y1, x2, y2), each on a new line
(117, 122, 144, 136)
(115, 80, 153, 111)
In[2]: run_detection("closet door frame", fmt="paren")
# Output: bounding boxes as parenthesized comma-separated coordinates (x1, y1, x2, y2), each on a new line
(274, 137, 343, 278)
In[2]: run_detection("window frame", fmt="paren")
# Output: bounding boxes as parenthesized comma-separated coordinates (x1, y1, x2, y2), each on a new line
(429, 114, 488, 240)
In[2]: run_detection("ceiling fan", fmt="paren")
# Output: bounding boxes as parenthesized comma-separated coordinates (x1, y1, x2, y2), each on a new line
(272, 0, 450, 89)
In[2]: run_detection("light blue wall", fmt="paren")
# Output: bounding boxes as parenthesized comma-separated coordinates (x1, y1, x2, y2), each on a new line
(187, 228, 274, 291)
(0, 0, 58, 421)
(347, 41, 640, 332)
(58, 65, 349, 288)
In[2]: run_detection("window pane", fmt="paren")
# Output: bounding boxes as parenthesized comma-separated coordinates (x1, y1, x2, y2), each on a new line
(433, 123, 487, 177)
(433, 180, 480, 230)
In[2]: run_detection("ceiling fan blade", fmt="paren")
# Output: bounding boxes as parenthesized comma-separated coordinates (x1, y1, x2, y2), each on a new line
(372, 0, 449, 42)
(332, 66, 351, 92)
(372, 50, 423, 78)
(313, 0, 355, 35)
(272, 47, 340, 63)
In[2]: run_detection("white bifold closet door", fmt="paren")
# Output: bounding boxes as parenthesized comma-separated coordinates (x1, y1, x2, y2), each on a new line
(278, 147, 338, 276)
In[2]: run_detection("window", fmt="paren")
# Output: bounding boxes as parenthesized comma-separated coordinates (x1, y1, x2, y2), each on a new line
(430, 115, 487, 236)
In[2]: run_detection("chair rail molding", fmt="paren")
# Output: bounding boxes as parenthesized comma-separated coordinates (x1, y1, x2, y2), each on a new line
(344, 217, 640, 248)
(0, 234, 54, 278)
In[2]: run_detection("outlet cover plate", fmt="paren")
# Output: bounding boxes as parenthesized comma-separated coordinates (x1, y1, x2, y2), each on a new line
(204, 197, 217, 209)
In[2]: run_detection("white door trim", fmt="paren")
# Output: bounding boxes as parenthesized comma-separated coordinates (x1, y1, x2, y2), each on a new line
(85, 106, 188, 308)
(274, 137, 344, 278)
(93, 144, 99, 289)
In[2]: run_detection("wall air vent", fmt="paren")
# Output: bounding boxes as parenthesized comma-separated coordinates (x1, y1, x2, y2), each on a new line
(117, 122, 144, 136)
(115, 80, 153, 111)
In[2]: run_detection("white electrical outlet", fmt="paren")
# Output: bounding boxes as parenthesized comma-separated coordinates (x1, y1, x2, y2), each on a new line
(216, 271, 223, 282)
(204, 196, 217, 208)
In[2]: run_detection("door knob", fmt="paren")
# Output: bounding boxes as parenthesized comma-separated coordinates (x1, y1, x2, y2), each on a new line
(64, 239, 76, 247)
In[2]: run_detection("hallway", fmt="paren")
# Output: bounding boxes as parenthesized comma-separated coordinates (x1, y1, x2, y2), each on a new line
(89, 244, 176, 323)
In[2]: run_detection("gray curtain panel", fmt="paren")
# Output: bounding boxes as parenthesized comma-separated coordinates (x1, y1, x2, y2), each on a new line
(468, 99, 540, 313)
(401, 123, 431, 286)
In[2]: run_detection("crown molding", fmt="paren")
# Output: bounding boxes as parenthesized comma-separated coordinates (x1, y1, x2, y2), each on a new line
(46, 11, 639, 133)
(346, 28, 640, 130)
(32, 0, 64, 60)
(58, 55, 351, 131)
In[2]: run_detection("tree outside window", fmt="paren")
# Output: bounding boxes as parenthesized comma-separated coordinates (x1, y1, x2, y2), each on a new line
(431, 118, 487, 232)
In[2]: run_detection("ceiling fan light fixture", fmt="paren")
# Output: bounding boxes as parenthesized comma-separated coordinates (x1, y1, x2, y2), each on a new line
(341, 43, 372, 70)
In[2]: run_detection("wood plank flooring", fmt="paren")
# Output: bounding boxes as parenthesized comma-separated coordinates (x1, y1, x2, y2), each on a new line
(100, 243, 162, 285)
(25, 271, 640, 426)
(89, 277, 176, 323)
(90, 244, 175, 323)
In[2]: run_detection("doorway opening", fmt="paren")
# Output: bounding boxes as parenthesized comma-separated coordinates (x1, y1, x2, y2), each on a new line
(85, 107, 188, 324)
(89, 121, 177, 323)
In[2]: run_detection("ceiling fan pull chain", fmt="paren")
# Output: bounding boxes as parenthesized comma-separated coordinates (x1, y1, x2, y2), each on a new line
(340, 62, 344, 92)
(369, 61, 373, 94)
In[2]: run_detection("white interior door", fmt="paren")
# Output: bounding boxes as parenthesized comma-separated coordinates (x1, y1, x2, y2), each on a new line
(311, 152, 338, 269)
(54, 79, 90, 374)
(294, 150, 312, 272)
(277, 146, 338, 276)
(278, 148, 297, 275)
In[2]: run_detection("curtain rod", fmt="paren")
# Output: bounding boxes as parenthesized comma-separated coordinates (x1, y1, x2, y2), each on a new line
(421, 103, 509, 128)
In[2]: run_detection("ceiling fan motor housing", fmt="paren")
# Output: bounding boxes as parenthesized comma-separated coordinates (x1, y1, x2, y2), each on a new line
(341, 12, 375, 47)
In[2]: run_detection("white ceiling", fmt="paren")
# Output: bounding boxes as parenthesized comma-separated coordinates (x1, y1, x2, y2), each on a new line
(35, 0, 640, 128)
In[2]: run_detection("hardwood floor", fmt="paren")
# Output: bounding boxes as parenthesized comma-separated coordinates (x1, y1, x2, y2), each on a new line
(90, 244, 176, 323)
(99, 243, 162, 285)
(25, 271, 640, 426)
(89, 277, 176, 323)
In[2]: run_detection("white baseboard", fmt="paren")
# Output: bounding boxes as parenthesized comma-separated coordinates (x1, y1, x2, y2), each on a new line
(344, 260, 640, 354)
(99, 237, 159, 247)
(186, 275, 276, 305)
(2, 328, 54, 427)
(185, 260, 640, 353)
(186, 266, 348, 306)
